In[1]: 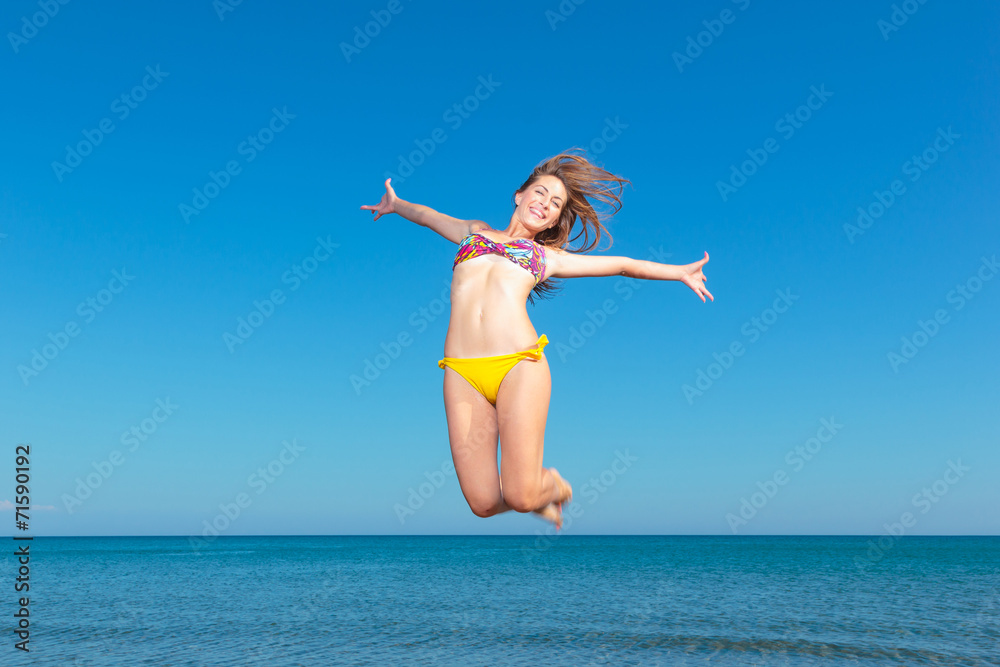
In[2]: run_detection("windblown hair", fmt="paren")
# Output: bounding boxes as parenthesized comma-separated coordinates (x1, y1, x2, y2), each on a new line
(514, 148, 632, 304)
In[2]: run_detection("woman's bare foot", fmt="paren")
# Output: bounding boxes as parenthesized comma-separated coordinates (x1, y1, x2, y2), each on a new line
(533, 502, 563, 529)
(549, 468, 573, 504)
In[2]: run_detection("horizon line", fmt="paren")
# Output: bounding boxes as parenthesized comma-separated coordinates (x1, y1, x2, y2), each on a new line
(6, 533, 999, 538)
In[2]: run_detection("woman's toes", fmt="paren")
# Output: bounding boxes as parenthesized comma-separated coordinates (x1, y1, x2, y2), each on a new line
(533, 502, 562, 528)
(551, 468, 572, 503)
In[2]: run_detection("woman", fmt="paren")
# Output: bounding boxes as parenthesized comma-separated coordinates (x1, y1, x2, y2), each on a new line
(361, 150, 712, 528)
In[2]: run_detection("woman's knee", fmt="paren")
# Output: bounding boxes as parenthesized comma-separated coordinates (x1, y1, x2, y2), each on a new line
(502, 484, 542, 513)
(467, 495, 501, 518)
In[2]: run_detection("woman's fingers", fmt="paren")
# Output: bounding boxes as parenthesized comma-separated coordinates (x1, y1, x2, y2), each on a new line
(687, 277, 714, 303)
(361, 179, 394, 214)
(361, 196, 392, 221)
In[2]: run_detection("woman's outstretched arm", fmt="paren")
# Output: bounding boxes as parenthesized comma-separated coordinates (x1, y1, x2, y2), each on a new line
(547, 249, 714, 303)
(360, 178, 489, 244)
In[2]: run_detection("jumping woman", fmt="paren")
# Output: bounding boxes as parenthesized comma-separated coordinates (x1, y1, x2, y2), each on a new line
(361, 150, 713, 529)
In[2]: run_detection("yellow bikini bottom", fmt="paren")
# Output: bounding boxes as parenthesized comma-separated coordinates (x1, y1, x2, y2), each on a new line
(438, 334, 549, 405)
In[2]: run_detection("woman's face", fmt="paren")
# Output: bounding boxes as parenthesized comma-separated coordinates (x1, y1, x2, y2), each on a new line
(516, 175, 567, 232)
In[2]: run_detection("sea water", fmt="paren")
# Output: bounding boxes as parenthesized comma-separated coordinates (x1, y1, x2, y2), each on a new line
(3, 535, 998, 666)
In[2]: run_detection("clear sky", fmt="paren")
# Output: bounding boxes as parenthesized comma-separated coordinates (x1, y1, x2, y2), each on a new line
(2, 0, 998, 538)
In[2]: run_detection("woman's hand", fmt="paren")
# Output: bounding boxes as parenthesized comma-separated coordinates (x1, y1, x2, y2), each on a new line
(359, 178, 398, 221)
(680, 252, 714, 303)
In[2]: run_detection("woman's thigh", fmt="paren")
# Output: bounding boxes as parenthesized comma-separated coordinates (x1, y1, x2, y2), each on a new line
(495, 354, 552, 498)
(443, 367, 501, 510)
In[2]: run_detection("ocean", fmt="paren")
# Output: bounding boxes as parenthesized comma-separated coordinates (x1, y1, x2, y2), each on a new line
(4, 535, 998, 666)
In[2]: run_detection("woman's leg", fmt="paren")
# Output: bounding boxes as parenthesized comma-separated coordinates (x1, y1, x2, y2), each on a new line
(494, 353, 572, 513)
(442, 366, 512, 517)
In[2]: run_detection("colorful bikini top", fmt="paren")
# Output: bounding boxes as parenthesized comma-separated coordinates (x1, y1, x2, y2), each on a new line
(452, 232, 547, 285)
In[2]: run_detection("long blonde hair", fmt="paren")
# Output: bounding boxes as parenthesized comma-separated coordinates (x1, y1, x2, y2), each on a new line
(513, 148, 632, 304)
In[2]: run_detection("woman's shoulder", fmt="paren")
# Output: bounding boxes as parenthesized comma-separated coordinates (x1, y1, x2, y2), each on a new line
(467, 220, 493, 234)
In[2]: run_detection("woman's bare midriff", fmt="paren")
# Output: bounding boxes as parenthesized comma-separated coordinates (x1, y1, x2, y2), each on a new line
(443, 255, 541, 359)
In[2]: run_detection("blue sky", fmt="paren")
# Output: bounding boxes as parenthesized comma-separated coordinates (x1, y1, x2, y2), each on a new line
(2, 0, 997, 537)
